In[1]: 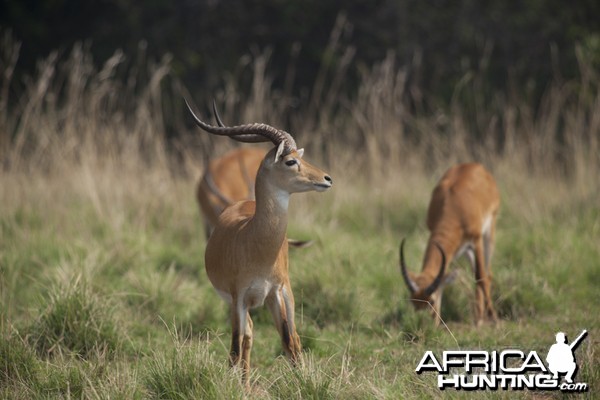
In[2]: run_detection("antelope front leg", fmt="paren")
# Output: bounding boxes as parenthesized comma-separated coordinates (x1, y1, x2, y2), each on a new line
(282, 283, 302, 363)
(229, 302, 243, 368)
(230, 300, 254, 387)
(241, 312, 253, 387)
(474, 239, 497, 325)
(266, 285, 301, 364)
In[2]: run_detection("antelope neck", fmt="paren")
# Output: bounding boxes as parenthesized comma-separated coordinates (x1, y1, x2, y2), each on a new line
(421, 233, 459, 277)
(250, 171, 290, 244)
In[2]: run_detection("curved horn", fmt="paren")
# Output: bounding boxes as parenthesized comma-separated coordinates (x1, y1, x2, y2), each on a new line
(423, 241, 447, 297)
(399, 239, 419, 294)
(185, 98, 297, 153)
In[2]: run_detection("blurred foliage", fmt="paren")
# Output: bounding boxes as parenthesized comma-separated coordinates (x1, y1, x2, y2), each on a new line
(1, 0, 599, 108)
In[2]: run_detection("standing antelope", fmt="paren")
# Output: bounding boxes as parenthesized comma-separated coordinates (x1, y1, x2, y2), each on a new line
(186, 99, 332, 386)
(400, 163, 499, 326)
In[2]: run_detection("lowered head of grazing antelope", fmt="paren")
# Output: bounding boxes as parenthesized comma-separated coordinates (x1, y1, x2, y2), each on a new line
(185, 97, 331, 387)
(400, 239, 454, 320)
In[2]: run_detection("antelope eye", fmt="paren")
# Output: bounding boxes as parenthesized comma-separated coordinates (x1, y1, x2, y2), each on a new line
(285, 159, 297, 166)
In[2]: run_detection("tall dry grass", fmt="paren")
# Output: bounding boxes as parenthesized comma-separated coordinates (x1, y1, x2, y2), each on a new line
(1, 26, 598, 263)
(2, 25, 598, 184)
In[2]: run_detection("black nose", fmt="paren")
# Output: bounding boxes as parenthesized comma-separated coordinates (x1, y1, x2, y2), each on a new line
(324, 175, 332, 184)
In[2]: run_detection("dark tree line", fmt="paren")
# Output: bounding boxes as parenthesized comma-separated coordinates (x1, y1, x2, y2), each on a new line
(1, 0, 599, 106)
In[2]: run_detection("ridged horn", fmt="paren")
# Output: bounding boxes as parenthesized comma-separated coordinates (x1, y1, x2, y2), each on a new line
(185, 98, 297, 153)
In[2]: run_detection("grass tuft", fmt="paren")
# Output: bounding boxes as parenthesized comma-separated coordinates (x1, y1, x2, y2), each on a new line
(267, 354, 371, 400)
(0, 332, 38, 387)
(37, 362, 88, 399)
(26, 278, 122, 359)
(144, 339, 244, 399)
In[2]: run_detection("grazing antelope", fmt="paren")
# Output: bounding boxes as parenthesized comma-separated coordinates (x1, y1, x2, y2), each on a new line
(400, 163, 499, 326)
(185, 99, 332, 386)
(197, 147, 312, 248)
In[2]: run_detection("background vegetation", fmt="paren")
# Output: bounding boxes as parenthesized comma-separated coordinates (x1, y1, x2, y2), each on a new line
(1, 2, 599, 398)
(2, 1, 600, 112)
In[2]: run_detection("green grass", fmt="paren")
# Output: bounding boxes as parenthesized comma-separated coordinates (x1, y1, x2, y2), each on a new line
(26, 278, 123, 359)
(1, 168, 598, 399)
(144, 336, 243, 400)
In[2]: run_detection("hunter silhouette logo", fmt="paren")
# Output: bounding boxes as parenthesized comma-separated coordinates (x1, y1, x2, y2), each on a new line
(415, 329, 589, 392)
(546, 330, 587, 384)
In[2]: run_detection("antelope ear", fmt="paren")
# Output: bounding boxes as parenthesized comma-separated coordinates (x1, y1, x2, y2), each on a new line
(274, 141, 286, 163)
(296, 148, 304, 158)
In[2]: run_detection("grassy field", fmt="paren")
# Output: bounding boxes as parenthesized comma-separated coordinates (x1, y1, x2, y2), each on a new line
(1, 39, 599, 399)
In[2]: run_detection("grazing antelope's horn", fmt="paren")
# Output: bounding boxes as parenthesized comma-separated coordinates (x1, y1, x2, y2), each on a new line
(185, 98, 297, 153)
(400, 239, 420, 294)
(423, 242, 447, 297)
